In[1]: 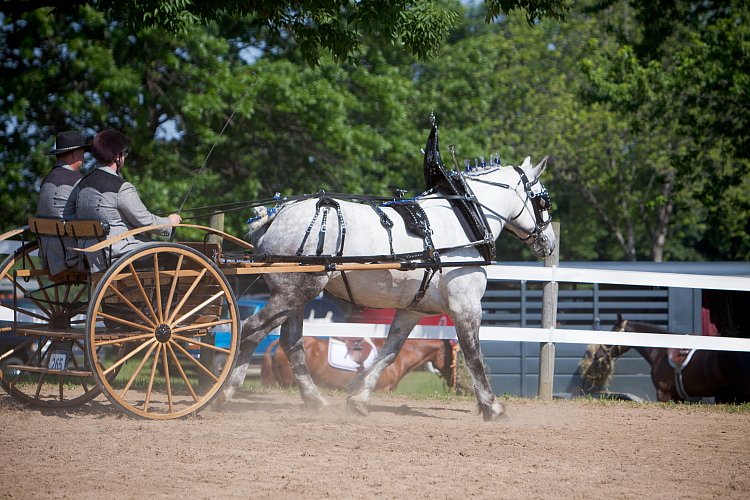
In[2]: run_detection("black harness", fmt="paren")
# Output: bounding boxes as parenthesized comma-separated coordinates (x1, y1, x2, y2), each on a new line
(292, 192, 442, 308)
(423, 116, 496, 262)
(179, 118, 551, 307)
(296, 193, 346, 257)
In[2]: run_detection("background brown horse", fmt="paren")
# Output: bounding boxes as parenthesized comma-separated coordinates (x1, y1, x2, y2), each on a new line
(583, 314, 750, 403)
(261, 337, 458, 392)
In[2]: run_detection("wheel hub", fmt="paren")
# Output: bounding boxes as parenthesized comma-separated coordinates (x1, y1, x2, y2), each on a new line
(154, 324, 172, 343)
(50, 311, 71, 329)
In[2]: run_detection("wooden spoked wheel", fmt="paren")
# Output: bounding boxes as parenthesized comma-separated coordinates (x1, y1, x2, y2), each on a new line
(0, 241, 102, 407)
(85, 243, 239, 419)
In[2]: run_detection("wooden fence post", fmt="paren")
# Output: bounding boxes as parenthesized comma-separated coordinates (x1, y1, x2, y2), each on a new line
(538, 222, 560, 400)
(207, 213, 224, 246)
(200, 212, 225, 383)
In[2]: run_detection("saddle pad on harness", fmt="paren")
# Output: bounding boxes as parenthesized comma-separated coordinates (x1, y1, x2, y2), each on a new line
(390, 203, 430, 238)
(327, 338, 377, 372)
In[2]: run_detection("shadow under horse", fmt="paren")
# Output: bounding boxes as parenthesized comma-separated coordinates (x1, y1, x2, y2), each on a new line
(584, 314, 750, 403)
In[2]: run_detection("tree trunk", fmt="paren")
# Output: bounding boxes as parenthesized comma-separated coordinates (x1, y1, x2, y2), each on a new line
(650, 172, 674, 262)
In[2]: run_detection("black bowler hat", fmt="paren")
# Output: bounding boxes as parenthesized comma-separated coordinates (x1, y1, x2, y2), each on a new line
(48, 130, 92, 155)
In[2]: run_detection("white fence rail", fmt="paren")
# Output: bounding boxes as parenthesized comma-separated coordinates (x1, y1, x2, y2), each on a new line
(302, 264, 750, 353)
(487, 265, 750, 292)
(303, 323, 750, 352)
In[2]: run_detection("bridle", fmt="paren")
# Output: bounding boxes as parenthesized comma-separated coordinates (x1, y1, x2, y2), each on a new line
(467, 166, 552, 253)
(597, 321, 631, 360)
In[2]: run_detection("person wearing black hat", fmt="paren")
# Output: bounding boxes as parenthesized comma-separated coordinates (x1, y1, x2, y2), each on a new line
(72, 129, 181, 271)
(36, 130, 91, 276)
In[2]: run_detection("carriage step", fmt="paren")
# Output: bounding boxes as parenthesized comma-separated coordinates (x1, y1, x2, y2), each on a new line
(4, 364, 92, 378)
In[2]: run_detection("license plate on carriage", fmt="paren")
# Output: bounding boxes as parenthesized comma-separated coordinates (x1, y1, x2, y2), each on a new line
(48, 351, 69, 371)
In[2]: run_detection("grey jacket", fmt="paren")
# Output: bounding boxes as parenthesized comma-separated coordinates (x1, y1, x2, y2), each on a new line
(70, 167, 172, 272)
(35, 164, 82, 275)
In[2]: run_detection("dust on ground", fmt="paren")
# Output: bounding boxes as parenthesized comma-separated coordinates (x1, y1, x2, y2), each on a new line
(1, 389, 748, 499)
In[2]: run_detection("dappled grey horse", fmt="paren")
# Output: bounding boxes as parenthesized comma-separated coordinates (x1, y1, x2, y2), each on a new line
(221, 156, 556, 420)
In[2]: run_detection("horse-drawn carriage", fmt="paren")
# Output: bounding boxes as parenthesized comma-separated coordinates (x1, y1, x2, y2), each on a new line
(0, 220, 253, 419)
(0, 120, 556, 421)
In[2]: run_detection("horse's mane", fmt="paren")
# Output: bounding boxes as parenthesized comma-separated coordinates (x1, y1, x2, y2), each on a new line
(621, 320, 674, 335)
(463, 165, 503, 178)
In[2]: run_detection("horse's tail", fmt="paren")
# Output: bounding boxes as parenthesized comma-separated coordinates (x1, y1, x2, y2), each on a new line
(260, 339, 280, 386)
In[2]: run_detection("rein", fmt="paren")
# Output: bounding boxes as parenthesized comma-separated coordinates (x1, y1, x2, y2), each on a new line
(174, 165, 551, 245)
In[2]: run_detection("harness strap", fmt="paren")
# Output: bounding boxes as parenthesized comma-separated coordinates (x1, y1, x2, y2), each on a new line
(296, 198, 322, 256)
(257, 240, 490, 265)
(368, 201, 395, 256)
(673, 349, 700, 401)
(315, 205, 330, 256)
(334, 201, 346, 256)
(413, 203, 438, 264)
(297, 193, 345, 257)
(340, 270, 365, 311)
(410, 266, 437, 306)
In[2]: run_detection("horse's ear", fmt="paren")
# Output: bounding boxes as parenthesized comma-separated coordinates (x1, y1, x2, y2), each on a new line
(532, 156, 549, 178)
(616, 312, 623, 323)
(521, 156, 532, 170)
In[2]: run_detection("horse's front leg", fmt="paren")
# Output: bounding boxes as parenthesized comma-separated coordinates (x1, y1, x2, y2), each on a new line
(453, 305, 504, 421)
(347, 309, 421, 415)
(280, 307, 329, 410)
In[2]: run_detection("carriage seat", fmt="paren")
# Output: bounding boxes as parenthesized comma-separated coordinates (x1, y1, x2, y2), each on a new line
(28, 217, 107, 281)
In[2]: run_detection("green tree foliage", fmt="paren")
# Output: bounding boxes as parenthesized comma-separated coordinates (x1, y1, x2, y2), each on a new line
(580, 0, 750, 260)
(406, 8, 702, 261)
(4, 1, 567, 65)
(1, 1, 746, 263)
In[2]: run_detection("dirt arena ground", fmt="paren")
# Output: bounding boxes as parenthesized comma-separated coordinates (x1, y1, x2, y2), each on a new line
(1, 388, 748, 499)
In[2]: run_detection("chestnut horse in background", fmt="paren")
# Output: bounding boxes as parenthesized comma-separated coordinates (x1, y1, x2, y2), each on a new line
(261, 338, 459, 392)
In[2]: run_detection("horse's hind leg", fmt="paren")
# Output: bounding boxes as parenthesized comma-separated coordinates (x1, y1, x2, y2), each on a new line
(347, 309, 421, 415)
(280, 307, 329, 410)
(219, 274, 327, 403)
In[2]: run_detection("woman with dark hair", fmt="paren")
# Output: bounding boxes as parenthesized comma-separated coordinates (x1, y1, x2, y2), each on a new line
(71, 129, 181, 271)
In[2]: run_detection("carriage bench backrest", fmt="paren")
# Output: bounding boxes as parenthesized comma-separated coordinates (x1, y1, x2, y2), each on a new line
(27, 217, 108, 277)
(28, 217, 108, 239)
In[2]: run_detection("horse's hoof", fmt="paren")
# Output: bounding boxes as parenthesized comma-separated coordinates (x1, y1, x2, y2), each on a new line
(209, 397, 226, 411)
(346, 396, 369, 416)
(214, 387, 233, 406)
(482, 400, 506, 422)
(304, 396, 330, 412)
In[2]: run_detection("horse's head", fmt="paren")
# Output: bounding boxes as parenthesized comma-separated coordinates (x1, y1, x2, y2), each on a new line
(591, 314, 633, 362)
(579, 314, 632, 392)
(504, 156, 556, 258)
